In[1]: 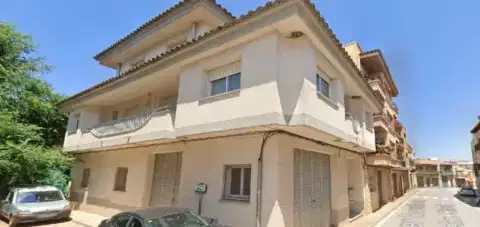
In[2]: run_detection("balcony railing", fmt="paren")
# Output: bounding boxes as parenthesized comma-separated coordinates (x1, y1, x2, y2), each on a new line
(91, 105, 174, 137)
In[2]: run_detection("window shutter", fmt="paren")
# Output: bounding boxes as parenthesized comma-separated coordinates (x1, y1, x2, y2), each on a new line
(208, 61, 241, 81)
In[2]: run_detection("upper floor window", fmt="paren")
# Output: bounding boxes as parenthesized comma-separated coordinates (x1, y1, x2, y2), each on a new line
(74, 114, 80, 130)
(208, 61, 241, 96)
(316, 73, 330, 98)
(67, 113, 81, 132)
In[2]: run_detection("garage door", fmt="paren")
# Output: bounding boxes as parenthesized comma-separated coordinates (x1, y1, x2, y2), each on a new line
(149, 152, 182, 206)
(294, 150, 331, 227)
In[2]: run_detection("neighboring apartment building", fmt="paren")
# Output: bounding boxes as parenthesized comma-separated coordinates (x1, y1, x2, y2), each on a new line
(416, 159, 475, 188)
(471, 118, 480, 189)
(58, 1, 383, 227)
(343, 42, 416, 212)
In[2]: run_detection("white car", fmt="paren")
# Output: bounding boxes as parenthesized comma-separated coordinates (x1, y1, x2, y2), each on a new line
(0, 185, 71, 226)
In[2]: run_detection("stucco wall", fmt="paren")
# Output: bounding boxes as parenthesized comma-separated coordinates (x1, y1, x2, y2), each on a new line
(175, 34, 282, 130)
(71, 133, 362, 227)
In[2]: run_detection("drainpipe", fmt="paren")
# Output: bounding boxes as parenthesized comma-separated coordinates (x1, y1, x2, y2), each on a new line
(256, 131, 277, 227)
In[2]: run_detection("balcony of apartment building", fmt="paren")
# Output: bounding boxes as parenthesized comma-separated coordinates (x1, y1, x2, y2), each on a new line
(416, 164, 439, 175)
(62, 75, 179, 152)
(440, 164, 455, 176)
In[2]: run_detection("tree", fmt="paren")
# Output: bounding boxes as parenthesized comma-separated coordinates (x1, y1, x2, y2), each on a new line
(0, 22, 67, 147)
(0, 22, 74, 195)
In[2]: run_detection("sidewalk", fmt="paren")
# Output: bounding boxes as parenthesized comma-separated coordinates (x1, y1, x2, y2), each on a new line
(70, 210, 107, 227)
(346, 188, 419, 227)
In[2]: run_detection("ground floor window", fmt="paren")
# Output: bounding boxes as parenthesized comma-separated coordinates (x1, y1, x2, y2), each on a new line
(223, 164, 251, 201)
(81, 168, 90, 188)
(114, 167, 128, 192)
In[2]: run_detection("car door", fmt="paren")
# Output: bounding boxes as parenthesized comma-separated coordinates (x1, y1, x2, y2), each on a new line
(110, 214, 133, 227)
(0, 192, 13, 217)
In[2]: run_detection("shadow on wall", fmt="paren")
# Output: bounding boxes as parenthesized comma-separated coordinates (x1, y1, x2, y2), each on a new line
(70, 191, 138, 217)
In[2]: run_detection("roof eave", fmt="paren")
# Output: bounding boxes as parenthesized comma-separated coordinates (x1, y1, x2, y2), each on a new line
(471, 122, 480, 133)
(92, 0, 235, 61)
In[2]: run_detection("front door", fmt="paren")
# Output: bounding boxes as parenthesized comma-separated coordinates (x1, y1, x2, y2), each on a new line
(392, 173, 398, 197)
(377, 171, 383, 206)
(294, 150, 331, 227)
(149, 152, 183, 206)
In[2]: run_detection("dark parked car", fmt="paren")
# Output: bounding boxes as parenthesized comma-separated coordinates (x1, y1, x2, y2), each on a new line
(98, 206, 226, 227)
(458, 186, 477, 197)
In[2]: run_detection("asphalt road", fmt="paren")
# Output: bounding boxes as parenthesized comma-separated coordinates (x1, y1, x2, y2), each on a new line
(377, 188, 480, 227)
(0, 218, 84, 227)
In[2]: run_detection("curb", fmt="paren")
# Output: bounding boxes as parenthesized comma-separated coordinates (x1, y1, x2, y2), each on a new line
(371, 189, 419, 227)
(71, 220, 95, 227)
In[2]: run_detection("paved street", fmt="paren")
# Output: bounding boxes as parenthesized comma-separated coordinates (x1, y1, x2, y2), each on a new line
(0, 219, 84, 227)
(377, 188, 480, 227)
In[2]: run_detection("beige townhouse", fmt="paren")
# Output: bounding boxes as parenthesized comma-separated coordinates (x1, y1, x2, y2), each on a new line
(59, 1, 383, 227)
(343, 42, 416, 212)
(416, 159, 474, 188)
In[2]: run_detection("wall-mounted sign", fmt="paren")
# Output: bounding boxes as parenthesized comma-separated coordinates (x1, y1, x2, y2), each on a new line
(195, 183, 207, 194)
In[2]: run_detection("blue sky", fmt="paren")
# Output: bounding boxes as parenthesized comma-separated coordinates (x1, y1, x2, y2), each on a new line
(2, 0, 479, 160)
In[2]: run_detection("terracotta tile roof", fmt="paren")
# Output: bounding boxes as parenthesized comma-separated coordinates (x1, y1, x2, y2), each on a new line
(93, 0, 235, 60)
(471, 121, 480, 133)
(59, 0, 382, 109)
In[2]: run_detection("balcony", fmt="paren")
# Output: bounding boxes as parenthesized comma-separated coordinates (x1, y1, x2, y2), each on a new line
(440, 168, 454, 175)
(64, 105, 176, 151)
(373, 113, 401, 139)
(91, 106, 172, 137)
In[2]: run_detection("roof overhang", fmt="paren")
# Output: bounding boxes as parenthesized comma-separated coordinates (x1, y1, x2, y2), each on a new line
(59, 0, 383, 113)
(360, 49, 399, 97)
(471, 121, 480, 133)
(94, 0, 235, 65)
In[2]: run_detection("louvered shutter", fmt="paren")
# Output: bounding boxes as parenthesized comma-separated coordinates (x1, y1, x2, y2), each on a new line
(149, 152, 183, 206)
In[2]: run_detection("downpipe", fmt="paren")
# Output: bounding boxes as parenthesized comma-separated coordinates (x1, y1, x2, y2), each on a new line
(256, 131, 277, 227)
(255, 130, 364, 227)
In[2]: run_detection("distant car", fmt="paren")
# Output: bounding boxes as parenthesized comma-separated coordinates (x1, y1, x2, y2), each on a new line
(98, 206, 227, 227)
(458, 186, 477, 197)
(0, 185, 71, 226)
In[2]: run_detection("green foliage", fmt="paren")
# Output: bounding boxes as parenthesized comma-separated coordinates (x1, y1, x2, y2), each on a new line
(0, 22, 74, 195)
(0, 22, 67, 147)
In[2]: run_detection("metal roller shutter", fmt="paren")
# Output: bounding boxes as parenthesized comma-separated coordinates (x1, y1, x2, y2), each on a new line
(294, 150, 331, 227)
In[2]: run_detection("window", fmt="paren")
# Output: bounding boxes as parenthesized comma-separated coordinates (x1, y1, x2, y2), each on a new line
(316, 74, 330, 98)
(128, 217, 144, 227)
(114, 167, 128, 192)
(81, 168, 90, 188)
(6, 192, 13, 203)
(16, 190, 64, 203)
(223, 165, 251, 201)
(113, 215, 132, 227)
(112, 111, 119, 121)
(211, 72, 241, 96)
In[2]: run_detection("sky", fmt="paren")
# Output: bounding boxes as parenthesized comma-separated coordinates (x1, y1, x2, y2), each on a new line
(1, 0, 479, 160)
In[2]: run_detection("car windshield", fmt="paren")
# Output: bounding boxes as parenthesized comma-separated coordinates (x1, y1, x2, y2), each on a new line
(16, 190, 64, 203)
(146, 211, 208, 227)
